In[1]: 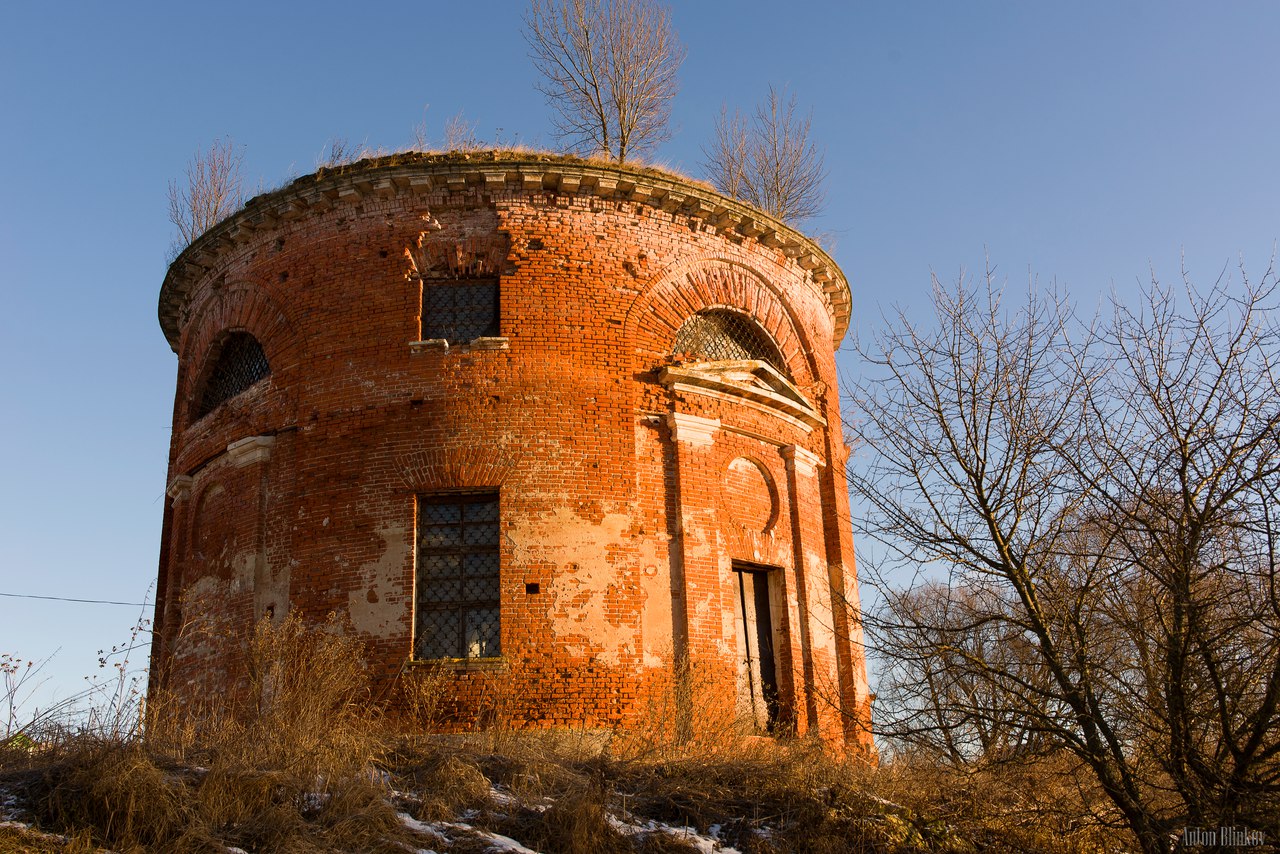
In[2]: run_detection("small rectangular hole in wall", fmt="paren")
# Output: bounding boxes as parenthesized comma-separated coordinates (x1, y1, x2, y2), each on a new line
(525, 583, 540, 595)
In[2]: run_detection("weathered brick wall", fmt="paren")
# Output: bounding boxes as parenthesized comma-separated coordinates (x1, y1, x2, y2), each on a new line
(152, 155, 873, 752)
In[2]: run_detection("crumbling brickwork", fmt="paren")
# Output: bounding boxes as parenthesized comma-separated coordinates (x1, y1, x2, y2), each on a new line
(151, 154, 874, 752)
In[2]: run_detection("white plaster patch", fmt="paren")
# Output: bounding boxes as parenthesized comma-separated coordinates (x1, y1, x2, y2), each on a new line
(347, 524, 411, 638)
(231, 552, 256, 594)
(806, 552, 837, 648)
(507, 507, 636, 665)
(640, 563, 673, 667)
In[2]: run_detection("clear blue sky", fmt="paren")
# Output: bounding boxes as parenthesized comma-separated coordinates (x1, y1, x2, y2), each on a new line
(2, 1, 1278, 715)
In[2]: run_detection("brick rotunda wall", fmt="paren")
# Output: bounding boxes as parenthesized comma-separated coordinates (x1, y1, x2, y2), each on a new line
(151, 153, 873, 751)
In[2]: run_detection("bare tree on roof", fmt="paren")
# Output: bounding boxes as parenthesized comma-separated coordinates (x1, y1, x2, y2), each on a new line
(523, 0, 685, 163)
(167, 138, 245, 258)
(703, 85, 827, 225)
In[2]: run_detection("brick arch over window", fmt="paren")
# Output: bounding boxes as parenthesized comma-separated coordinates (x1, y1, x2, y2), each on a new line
(392, 444, 518, 493)
(626, 258, 820, 388)
(179, 283, 305, 420)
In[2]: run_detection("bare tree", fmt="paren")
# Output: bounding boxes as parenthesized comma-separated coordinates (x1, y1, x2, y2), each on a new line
(167, 138, 245, 256)
(851, 265, 1280, 852)
(523, 0, 684, 162)
(702, 86, 827, 224)
(874, 583, 1058, 764)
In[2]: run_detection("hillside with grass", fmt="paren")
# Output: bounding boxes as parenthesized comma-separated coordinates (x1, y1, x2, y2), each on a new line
(0, 618, 1133, 853)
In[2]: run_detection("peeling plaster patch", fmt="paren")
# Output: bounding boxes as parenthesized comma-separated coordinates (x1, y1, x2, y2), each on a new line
(347, 524, 410, 638)
(231, 552, 256, 594)
(634, 530, 671, 667)
(640, 566, 672, 667)
(806, 552, 837, 648)
(180, 575, 237, 662)
(507, 507, 636, 665)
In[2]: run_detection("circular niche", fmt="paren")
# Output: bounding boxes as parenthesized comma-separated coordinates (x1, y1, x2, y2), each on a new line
(723, 457, 778, 534)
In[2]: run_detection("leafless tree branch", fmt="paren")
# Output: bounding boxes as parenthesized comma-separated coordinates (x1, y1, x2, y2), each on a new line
(851, 262, 1280, 852)
(702, 85, 827, 224)
(167, 138, 245, 257)
(523, 0, 684, 162)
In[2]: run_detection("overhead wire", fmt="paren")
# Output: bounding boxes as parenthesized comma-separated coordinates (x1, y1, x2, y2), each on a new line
(0, 591, 149, 607)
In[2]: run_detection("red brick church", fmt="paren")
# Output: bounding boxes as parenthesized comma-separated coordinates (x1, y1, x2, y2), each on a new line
(150, 153, 874, 752)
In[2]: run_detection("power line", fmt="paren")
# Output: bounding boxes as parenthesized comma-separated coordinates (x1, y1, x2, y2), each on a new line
(0, 591, 148, 607)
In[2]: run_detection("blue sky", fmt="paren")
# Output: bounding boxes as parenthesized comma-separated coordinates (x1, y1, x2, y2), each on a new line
(2, 1, 1278, 715)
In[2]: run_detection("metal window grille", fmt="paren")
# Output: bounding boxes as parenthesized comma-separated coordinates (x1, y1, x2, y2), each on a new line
(196, 332, 271, 418)
(422, 278, 499, 343)
(415, 493, 501, 659)
(671, 309, 788, 376)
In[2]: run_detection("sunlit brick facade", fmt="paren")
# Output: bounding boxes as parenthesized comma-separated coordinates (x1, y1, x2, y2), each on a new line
(150, 154, 873, 751)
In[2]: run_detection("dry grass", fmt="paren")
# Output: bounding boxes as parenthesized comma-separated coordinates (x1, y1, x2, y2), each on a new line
(2, 619, 1134, 852)
(873, 753, 1128, 853)
(3, 615, 430, 853)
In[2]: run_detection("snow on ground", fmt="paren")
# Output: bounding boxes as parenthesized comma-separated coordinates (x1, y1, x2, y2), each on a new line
(0, 784, 19, 821)
(609, 813, 743, 854)
(399, 811, 539, 854)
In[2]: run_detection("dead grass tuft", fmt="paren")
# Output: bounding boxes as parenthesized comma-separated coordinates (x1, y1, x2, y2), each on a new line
(30, 740, 195, 852)
(5, 615, 430, 853)
(492, 781, 633, 854)
(397, 748, 494, 822)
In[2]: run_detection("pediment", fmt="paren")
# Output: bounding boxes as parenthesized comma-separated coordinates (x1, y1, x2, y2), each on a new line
(657, 360, 825, 430)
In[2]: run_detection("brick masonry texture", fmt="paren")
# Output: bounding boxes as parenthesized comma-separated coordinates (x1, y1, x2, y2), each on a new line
(151, 154, 874, 752)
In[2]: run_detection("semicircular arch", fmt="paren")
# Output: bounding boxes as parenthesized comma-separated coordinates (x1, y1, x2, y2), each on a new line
(624, 255, 821, 388)
(179, 279, 305, 414)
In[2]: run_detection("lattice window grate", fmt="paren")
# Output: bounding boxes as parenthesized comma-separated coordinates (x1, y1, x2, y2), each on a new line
(196, 332, 271, 418)
(415, 493, 501, 659)
(422, 278, 499, 343)
(672, 309, 788, 376)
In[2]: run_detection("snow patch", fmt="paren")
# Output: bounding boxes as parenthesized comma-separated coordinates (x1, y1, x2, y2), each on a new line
(608, 814, 743, 853)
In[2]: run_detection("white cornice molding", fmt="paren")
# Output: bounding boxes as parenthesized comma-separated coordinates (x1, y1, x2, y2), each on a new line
(159, 158, 850, 352)
(166, 475, 193, 503)
(782, 444, 824, 478)
(667, 412, 720, 447)
(227, 435, 276, 467)
(659, 361, 824, 432)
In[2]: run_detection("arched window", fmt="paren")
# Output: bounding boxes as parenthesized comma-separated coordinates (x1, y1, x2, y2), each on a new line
(672, 309, 788, 376)
(194, 332, 271, 418)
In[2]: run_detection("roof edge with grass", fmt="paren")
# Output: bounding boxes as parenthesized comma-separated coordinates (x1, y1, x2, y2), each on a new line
(159, 150, 852, 352)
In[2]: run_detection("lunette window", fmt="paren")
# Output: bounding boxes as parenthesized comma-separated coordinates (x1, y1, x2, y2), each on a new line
(671, 309, 789, 377)
(415, 493, 501, 659)
(194, 332, 271, 419)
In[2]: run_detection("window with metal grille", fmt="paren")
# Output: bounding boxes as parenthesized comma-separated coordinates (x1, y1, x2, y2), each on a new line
(195, 332, 271, 419)
(671, 309, 789, 376)
(421, 278, 499, 342)
(415, 493, 501, 659)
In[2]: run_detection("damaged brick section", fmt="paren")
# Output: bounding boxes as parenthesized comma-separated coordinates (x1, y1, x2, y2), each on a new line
(150, 154, 874, 754)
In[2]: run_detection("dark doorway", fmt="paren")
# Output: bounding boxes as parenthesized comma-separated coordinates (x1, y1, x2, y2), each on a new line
(733, 562, 779, 731)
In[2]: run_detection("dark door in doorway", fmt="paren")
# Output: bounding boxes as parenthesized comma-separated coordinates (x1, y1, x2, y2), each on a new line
(734, 562, 779, 731)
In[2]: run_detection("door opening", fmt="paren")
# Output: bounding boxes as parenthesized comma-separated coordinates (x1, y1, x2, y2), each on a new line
(733, 562, 779, 731)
